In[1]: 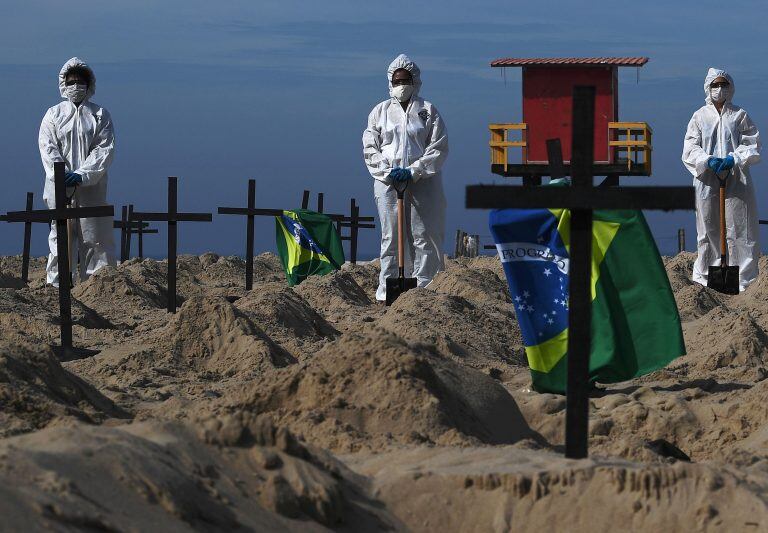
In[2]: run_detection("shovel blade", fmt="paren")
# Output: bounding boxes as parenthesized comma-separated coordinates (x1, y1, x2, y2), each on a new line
(707, 265, 740, 295)
(385, 276, 418, 306)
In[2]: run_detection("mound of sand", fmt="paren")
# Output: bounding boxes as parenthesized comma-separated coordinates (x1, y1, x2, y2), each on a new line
(379, 288, 526, 372)
(0, 342, 127, 437)
(234, 281, 338, 360)
(6, 250, 768, 531)
(159, 296, 296, 378)
(677, 306, 768, 378)
(429, 262, 511, 305)
(348, 446, 768, 533)
(214, 327, 536, 452)
(0, 287, 112, 345)
(0, 419, 397, 531)
(294, 270, 375, 330)
(340, 261, 380, 302)
(197, 253, 284, 288)
(72, 265, 167, 322)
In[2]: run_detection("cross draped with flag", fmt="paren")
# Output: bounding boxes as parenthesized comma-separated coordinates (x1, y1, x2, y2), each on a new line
(275, 209, 344, 286)
(491, 207, 685, 394)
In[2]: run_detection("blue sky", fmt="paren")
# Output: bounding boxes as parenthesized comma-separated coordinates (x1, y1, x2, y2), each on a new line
(2, 0, 767, 259)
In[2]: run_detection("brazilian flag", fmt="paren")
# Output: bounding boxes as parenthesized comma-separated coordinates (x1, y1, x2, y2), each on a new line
(490, 208, 685, 394)
(275, 209, 344, 286)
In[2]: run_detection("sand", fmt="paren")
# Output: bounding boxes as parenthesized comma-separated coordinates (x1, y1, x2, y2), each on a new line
(2, 251, 768, 531)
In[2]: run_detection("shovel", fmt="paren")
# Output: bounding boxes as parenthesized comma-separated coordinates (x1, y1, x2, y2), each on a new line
(385, 180, 417, 305)
(65, 187, 77, 288)
(707, 169, 739, 295)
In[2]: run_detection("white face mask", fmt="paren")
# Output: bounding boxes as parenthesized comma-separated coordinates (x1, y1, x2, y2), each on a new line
(65, 84, 88, 103)
(391, 84, 414, 102)
(710, 87, 725, 103)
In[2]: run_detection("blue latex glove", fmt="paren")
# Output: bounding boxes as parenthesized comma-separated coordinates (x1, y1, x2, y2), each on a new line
(388, 167, 403, 182)
(707, 157, 722, 172)
(388, 167, 412, 182)
(65, 172, 82, 186)
(718, 155, 735, 172)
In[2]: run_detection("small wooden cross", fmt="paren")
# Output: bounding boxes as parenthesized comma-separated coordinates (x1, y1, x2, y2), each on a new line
(131, 177, 212, 312)
(2, 192, 45, 283)
(466, 87, 696, 459)
(218, 179, 282, 290)
(114, 205, 157, 261)
(5, 162, 114, 354)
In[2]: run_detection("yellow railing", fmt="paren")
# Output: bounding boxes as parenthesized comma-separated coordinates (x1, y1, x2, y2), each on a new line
(609, 122, 652, 174)
(490, 123, 526, 172)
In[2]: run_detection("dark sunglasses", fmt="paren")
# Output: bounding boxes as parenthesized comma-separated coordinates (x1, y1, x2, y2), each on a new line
(711, 82, 730, 88)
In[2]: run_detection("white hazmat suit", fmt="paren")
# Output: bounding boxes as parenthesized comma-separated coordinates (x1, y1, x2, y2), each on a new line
(39, 57, 116, 286)
(682, 68, 761, 291)
(362, 54, 448, 301)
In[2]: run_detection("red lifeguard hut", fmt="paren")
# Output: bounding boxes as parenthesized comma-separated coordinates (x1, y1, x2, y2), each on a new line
(489, 57, 652, 185)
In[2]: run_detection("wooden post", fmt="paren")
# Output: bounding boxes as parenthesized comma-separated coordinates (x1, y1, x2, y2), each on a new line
(54, 163, 73, 349)
(120, 205, 128, 263)
(350, 198, 359, 264)
(302, 190, 310, 209)
(564, 86, 595, 460)
(246, 179, 255, 290)
(317, 192, 324, 213)
(678, 228, 685, 254)
(126, 204, 135, 260)
(167, 177, 178, 313)
(21, 192, 33, 283)
(137, 211, 145, 259)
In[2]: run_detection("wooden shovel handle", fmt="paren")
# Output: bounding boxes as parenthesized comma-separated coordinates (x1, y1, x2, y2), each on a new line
(397, 196, 405, 270)
(719, 181, 726, 265)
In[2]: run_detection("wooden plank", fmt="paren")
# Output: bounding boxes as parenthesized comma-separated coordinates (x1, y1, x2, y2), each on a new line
(120, 206, 128, 262)
(466, 185, 694, 210)
(53, 162, 73, 350)
(489, 123, 527, 130)
(130, 212, 212, 222)
(167, 177, 177, 313)
(564, 85, 595, 460)
(21, 192, 33, 283)
(490, 163, 651, 177)
(246, 179, 255, 290)
(5, 206, 113, 222)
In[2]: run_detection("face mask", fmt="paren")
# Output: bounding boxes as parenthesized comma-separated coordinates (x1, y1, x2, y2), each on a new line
(391, 84, 414, 102)
(65, 84, 88, 103)
(710, 87, 725, 103)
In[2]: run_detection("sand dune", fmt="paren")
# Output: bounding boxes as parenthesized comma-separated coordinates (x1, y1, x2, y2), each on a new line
(2, 252, 768, 531)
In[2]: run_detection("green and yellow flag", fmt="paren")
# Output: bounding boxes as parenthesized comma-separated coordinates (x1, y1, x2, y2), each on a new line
(275, 209, 344, 286)
(490, 208, 685, 394)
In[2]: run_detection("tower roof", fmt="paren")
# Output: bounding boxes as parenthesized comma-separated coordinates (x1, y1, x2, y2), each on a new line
(490, 57, 649, 68)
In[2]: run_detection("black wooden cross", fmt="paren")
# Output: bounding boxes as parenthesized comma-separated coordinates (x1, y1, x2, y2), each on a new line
(5, 162, 114, 354)
(300, 189, 325, 213)
(337, 198, 375, 264)
(2, 192, 45, 283)
(218, 179, 286, 290)
(132, 177, 212, 312)
(466, 86, 695, 459)
(114, 204, 158, 261)
(219, 183, 376, 288)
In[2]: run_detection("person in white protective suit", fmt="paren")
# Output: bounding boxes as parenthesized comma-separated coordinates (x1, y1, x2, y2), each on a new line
(39, 57, 116, 287)
(682, 68, 761, 291)
(362, 54, 448, 301)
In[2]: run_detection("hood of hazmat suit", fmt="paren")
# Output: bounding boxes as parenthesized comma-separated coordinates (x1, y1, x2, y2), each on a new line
(362, 54, 449, 301)
(39, 57, 116, 286)
(682, 67, 761, 290)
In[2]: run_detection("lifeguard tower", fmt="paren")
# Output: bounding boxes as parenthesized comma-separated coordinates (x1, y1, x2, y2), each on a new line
(489, 57, 652, 186)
